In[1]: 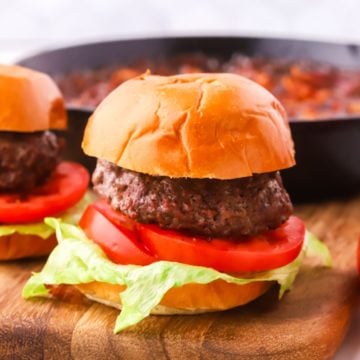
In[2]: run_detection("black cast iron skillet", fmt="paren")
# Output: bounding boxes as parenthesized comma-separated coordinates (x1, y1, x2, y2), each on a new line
(17, 36, 360, 202)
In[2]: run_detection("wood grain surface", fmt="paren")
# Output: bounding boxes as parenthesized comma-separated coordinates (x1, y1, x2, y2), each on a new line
(0, 196, 359, 360)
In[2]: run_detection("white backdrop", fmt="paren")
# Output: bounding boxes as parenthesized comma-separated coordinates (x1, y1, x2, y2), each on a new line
(1, 0, 360, 62)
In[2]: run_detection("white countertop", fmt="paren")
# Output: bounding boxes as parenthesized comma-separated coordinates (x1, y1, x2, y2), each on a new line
(0, 0, 359, 357)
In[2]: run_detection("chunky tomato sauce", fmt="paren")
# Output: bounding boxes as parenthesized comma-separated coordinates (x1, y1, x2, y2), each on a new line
(56, 53, 360, 120)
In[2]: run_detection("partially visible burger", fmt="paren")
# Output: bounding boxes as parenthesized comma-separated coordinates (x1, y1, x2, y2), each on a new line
(23, 73, 331, 332)
(0, 65, 90, 260)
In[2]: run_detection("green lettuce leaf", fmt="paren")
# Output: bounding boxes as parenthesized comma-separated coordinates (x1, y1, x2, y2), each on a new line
(22, 219, 331, 333)
(0, 192, 93, 240)
(306, 231, 333, 267)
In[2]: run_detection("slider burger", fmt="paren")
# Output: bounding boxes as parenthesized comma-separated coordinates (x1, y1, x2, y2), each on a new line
(0, 65, 89, 260)
(23, 73, 331, 332)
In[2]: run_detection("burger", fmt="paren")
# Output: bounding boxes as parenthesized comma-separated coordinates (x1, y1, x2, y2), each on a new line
(0, 65, 90, 260)
(23, 73, 331, 332)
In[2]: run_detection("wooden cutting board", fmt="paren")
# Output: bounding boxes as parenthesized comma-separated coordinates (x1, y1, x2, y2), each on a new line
(0, 197, 359, 360)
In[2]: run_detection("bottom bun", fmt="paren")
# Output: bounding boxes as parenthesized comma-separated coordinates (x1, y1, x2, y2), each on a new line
(76, 279, 272, 315)
(0, 233, 57, 261)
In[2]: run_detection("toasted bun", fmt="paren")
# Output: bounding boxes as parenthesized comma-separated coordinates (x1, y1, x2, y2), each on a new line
(83, 73, 295, 179)
(0, 65, 67, 132)
(76, 280, 271, 314)
(0, 233, 57, 260)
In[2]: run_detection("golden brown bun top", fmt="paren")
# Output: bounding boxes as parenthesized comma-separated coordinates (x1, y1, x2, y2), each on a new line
(83, 73, 295, 179)
(0, 65, 67, 132)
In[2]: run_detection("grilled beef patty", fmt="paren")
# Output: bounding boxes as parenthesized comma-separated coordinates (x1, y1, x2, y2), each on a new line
(93, 159, 293, 239)
(0, 131, 62, 192)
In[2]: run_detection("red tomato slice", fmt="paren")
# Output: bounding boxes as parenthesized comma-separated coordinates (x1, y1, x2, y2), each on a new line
(79, 204, 155, 265)
(0, 162, 89, 224)
(93, 200, 137, 232)
(79, 202, 305, 273)
(138, 217, 305, 272)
